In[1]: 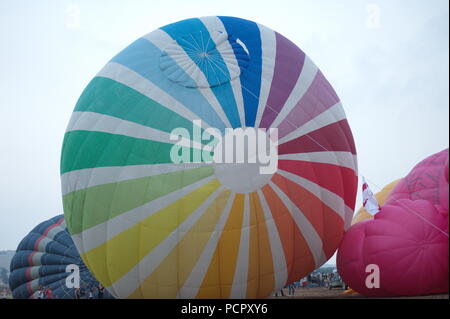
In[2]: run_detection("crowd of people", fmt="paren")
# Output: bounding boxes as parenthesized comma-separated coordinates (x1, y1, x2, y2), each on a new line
(7, 270, 344, 299)
(304, 271, 343, 287)
(36, 283, 106, 299)
(273, 270, 347, 296)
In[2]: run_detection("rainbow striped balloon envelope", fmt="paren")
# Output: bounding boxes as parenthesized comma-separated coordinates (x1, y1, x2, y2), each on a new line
(61, 16, 358, 298)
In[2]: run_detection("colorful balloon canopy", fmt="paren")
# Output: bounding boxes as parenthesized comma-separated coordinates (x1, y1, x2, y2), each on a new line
(351, 179, 401, 225)
(61, 16, 358, 298)
(337, 149, 449, 297)
(9, 215, 111, 299)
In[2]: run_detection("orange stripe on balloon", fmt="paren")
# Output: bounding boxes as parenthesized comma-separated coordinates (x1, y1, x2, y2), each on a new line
(245, 192, 275, 298)
(196, 194, 245, 298)
(272, 173, 344, 258)
(261, 184, 315, 284)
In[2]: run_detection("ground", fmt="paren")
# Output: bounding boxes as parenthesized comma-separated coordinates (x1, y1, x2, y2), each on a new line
(268, 287, 450, 299)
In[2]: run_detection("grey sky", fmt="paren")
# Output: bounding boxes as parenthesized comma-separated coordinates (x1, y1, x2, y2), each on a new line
(0, 0, 448, 267)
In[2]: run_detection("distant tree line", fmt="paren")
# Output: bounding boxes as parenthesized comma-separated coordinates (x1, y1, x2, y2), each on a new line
(0, 268, 8, 285)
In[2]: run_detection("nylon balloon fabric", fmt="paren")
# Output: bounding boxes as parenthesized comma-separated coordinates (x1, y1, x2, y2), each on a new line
(60, 16, 358, 298)
(337, 149, 449, 297)
(9, 215, 111, 299)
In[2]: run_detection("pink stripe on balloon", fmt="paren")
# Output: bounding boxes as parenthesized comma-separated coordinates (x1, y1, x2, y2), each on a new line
(27, 251, 35, 267)
(277, 71, 340, 139)
(278, 120, 357, 155)
(33, 217, 64, 251)
(259, 32, 305, 128)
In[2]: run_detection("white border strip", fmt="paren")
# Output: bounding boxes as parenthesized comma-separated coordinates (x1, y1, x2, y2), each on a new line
(107, 185, 226, 298)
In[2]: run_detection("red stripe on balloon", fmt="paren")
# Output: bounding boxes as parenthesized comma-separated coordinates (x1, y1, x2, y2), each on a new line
(278, 120, 357, 155)
(272, 173, 323, 236)
(278, 159, 358, 209)
(271, 173, 345, 258)
(261, 184, 316, 284)
(34, 218, 65, 251)
(27, 251, 35, 268)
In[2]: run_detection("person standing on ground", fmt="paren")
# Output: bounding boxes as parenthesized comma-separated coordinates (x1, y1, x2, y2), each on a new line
(98, 283, 105, 299)
(45, 287, 53, 299)
(288, 284, 295, 296)
(275, 288, 285, 297)
(37, 286, 45, 299)
(75, 287, 81, 299)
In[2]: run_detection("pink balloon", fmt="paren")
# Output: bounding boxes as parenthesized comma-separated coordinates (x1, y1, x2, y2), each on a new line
(386, 149, 449, 214)
(337, 149, 449, 297)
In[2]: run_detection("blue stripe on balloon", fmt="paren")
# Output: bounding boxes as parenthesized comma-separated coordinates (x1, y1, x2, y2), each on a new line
(218, 16, 262, 127)
(161, 19, 230, 85)
(110, 37, 227, 132)
(161, 18, 241, 128)
(210, 82, 240, 128)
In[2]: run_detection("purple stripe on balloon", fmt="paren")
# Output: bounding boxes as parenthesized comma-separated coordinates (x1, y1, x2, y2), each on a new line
(259, 32, 305, 128)
(277, 71, 340, 139)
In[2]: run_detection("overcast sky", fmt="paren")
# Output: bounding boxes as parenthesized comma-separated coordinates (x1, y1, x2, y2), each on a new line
(0, 0, 448, 266)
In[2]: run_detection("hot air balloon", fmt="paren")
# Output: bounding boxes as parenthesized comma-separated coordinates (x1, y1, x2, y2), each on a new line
(343, 179, 401, 295)
(61, 16, 358, 298)
(337, 149, 449, 297)
(9, 215, 112, 299)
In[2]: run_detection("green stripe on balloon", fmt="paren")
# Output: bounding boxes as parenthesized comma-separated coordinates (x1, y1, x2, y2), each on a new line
(63, 165, 214, 235)
(61, 130, 206, 174)
(75, 77, 205, 138)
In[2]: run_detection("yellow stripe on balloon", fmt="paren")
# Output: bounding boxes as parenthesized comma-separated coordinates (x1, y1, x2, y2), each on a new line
(246, 192, 275, 298)
(196, 193, 245, 298)
(81, 179, 221, 287)
(127, 189, 232, 298)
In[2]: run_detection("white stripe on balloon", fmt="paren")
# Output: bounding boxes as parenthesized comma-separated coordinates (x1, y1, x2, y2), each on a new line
(254, 25, 276, 128)
(278, 101, 347, 144)
(268, 181, 327, 267)
(278, 151, 358, 172)
(143, 29, 233, 129)
(66, 111, 209, 151)
(229, 194, 251, 298)
(177, 192, 236, 298)
(199, 16, 246, 128)
(106, 185, 226, 298)
(73, 175, 217, 254)
(269, 56, 318, 129)
(257, 189, 288, 290)
(61, 161, 211, 196)
(96, 62, 218, 131)
(276, 169, 352, 224)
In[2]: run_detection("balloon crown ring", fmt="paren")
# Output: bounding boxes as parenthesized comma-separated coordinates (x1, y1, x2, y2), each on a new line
(160, 30, 250, 88)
